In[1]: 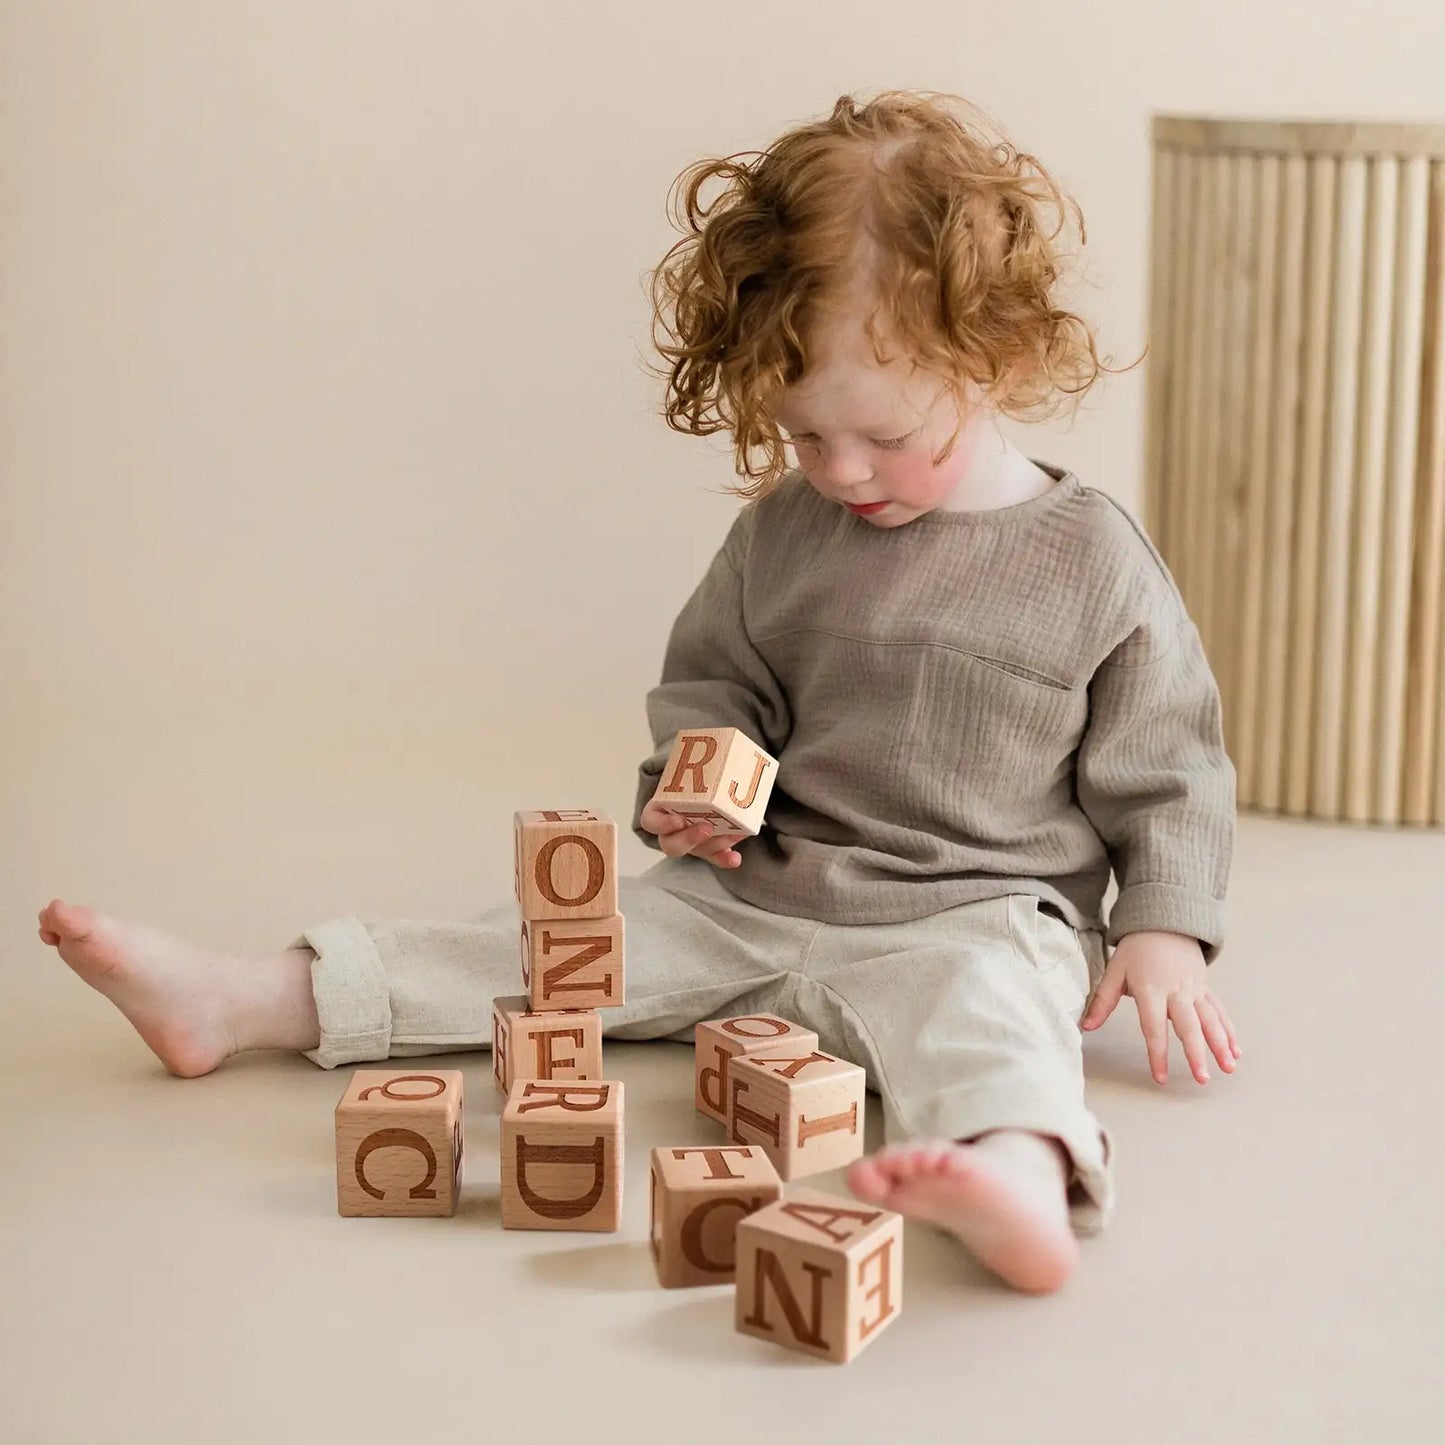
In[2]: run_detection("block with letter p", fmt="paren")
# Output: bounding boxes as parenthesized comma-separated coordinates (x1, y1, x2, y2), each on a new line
(513, 809, 618, 921)
(500, 1079, 624, 1232)
(649, 1145, 783, 1288)
(335, 1069, 463, 1217)
(694, 1014, 819, 1127)
(735, 1189, 903, 1363)
(650, 727, 778, 837)
(728, 1049, 866, 1180)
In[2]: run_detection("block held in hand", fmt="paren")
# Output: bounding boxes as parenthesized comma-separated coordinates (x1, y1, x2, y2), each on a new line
(652, 727, 777, 838)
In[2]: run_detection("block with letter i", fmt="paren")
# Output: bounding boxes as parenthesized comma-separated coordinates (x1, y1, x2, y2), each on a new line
(735, 1190, 904, 1363)
(728, 1048, 866, 1180)
(500, 1079, 624, 1232)
(694, 1014, 819, 1127)
(650, 727, 778, 836)
(649, 1145, 783, 1288)
(335, 1069, 463, 1218)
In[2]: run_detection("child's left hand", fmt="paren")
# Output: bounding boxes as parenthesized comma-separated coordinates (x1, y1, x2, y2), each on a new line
(1080, 929, 1242, 1085)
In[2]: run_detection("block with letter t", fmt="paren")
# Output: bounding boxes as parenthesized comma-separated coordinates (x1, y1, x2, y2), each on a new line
(650, 727, 778, 837)
(727, 1048, 866, 1180)
(735, 1190, 903, 1363)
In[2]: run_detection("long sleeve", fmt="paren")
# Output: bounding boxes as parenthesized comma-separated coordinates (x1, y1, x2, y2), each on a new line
(1075, 614, 1237, 963)
(631, 508, 792, 850)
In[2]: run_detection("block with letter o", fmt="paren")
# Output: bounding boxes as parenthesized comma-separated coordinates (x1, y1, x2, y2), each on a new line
(693, 1014, 818, 1127)
(513, 809, 618, 922)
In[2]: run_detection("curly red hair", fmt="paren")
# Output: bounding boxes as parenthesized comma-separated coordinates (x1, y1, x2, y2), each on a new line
(644, 89, 1133, 499)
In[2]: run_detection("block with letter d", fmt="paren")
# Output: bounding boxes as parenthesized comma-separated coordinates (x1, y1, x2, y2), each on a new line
(650, 727, 778, 837)
(491, 994, 602, 1094)
(335, 1069, 463, 1217)
(728, 1048, 866, 1180)
(735, 1190, 903, 1363)
(694, 1014, 819, 1127)
(500, 1079, 624, 1232)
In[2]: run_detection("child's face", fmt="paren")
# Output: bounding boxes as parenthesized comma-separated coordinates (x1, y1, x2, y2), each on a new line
(771, 311, 995, 529)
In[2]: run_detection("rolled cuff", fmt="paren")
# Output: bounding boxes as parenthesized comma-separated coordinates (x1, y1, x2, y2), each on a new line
(292, 915, 393, 1069)
(1107, 882, 1226, 964)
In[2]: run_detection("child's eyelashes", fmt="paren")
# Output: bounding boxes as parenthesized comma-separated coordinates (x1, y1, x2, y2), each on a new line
(786, 433, 914, 451)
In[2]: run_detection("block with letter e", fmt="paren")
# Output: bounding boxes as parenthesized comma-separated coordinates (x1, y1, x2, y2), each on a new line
(500, 1079, 624, 1232)
(735, 1190, 903, 1363)
(650, 727, 778, 837)
(335, 1069, 463, 1218)
(728, 1048, 866, 1180)
(649, 1145, 783, 1288)
(694, 1014, 819, 1127)
(513, 809, 619, 922)
(491, 994, 601, 1094)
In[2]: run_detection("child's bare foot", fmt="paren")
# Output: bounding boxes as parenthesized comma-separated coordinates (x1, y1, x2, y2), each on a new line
(37, 899, 319, 1077)
(847, 1130, 1079, 1295)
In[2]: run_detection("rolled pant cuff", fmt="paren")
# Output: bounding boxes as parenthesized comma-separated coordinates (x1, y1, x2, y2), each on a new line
(292, 915, 392, 1070)
(906, 1091, 1116, 1236)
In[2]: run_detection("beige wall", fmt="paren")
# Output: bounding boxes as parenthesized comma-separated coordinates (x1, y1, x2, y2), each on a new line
(4, 1, 1443, 955)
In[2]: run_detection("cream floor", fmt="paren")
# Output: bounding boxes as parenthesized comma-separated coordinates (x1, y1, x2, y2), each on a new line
(2, 745, 1441, 1442)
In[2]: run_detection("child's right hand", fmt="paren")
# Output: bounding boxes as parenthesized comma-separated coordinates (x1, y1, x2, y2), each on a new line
(638, 797, 747, 868)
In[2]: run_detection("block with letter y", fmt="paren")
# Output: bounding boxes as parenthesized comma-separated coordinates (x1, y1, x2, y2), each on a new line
(727, 1048, 866, 1180)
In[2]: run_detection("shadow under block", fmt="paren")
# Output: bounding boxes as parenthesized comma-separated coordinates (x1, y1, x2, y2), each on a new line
(500, 1080, 624, 1232)
(650, 727, 778, 837)
(491, 995, 602, 1094)
(513, 809, 619, 922)
(735, 1190, 904, 1363)
(694, 1014, 820, 1127)
(649, 1145, 784, 1288)
(727, 1050, 866, 1181)
(335, 1069, 463, 1218)
(521, 914, 625, 1011)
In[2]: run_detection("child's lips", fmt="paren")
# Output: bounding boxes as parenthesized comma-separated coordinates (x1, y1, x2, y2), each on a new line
(845, 501, 889, 515)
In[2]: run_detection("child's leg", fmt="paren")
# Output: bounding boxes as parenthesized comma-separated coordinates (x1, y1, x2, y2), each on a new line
(793, 893, 1111, 1295)
(39, 854, 818, 1077)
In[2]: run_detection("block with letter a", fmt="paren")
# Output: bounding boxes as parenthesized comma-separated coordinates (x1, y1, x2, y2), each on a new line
(735, 1189, 904, 1363)
(650, 727, 778, 837)
(649, 1145, 783, 1288)
(491, 994, 602, 1094)
(500, 1079, 624, 1232)
(335, 1069, 464, 1218)
(694, 1014, 819, 1127)
(727, 1049, 866, 1180)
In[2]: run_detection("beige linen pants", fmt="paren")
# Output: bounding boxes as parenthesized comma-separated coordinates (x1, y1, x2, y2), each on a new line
(294, 853, 1115, 1233)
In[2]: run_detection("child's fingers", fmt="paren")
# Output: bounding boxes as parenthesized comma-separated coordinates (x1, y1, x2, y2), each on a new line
(1195, 997, 1236, 1072)
(695, 831, 747, 868)
(657, 819, 718, 857)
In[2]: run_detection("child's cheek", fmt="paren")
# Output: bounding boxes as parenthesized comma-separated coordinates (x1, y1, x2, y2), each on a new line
(888, 452, 949, 504)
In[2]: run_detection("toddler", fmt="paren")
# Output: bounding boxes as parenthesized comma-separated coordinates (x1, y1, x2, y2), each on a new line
(39, 89, 1241, 1296)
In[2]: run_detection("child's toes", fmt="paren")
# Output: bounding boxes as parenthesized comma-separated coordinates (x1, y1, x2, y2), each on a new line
(846, 1155, 894, 1202)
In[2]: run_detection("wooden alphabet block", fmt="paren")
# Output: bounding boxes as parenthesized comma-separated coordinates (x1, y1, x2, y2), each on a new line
(491, 995, 602, 1094)
(728, 1049, 866, 1180)
(735, 1189, 904, 1363)
(521, 914, 625, 1011)
(335, 1069, 463, 1218)
(694, 1014, 820, 1127)
(650, 727, 778, 837)
(500, 1079, 623, 1232)
(513, 809, 618, 921)
(649, 1145, 783, 1288)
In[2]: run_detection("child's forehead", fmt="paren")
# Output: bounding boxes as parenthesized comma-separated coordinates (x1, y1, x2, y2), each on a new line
(773, 361, 942, 428)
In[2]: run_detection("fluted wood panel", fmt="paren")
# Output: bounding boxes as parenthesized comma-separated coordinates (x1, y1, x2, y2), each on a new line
(1146, 116, 1445, 825)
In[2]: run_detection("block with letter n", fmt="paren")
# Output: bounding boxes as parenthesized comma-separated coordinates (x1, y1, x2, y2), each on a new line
(500, 1079, 624, 1232)
(735, 1190, 903, 1363)
(335, 1069, 464, 1218)
(650, 727, 778, 837)
(521, 914, 624, 1011)
(727, 1048, 866, 1180)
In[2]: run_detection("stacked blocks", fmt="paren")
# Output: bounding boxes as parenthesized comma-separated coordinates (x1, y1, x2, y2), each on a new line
(651, 727, 778, 837)
(501, 1080, 624, 1232)
(735, 1189, 904, 1363)
(495, 809, 626, 1094)
(649, 1145, 783, 1287)
(335, 1069, 464, 1217)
